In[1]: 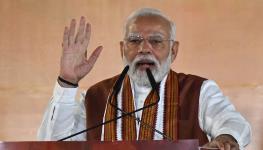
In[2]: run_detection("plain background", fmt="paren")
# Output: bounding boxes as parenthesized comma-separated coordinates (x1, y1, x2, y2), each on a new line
(0, 0, 262, 149)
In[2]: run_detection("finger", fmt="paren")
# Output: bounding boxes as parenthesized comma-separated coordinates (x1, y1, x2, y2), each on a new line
(62, 26, 69, 49)
(68, 19, 76, 46)
(224, 143, 231, 150)
(230, 146, 238, 150)
(215, 142, 224, 150)
(76, 16, 86, 44)
(83, 23, 91, 47)
(83, 46, 103, 74)
(202, 141, 217, 148)
(87, 46, 103, 64)
(230, 142, 239, 150)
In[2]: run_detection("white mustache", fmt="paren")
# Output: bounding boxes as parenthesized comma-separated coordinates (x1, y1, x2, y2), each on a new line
(123, 52, 172, 87)
(132, 55, 159, 68)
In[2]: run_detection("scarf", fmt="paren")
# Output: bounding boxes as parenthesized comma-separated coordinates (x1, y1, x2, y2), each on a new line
(103, 70, 179, 141)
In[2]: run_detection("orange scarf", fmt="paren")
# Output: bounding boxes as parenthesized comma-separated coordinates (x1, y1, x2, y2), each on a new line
(103, 70, 179, 141)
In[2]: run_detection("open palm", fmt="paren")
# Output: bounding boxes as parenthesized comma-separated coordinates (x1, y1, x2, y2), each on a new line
(60, 17, 102, 84)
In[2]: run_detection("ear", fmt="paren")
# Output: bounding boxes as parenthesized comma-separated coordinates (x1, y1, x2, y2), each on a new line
(171, 41, 179, 62)
(120, 41, 124, 59)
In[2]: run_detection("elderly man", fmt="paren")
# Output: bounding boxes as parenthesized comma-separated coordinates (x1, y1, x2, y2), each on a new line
(38, 8, 251, 150)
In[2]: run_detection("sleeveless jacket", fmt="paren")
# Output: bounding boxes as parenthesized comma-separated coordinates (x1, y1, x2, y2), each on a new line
(85, 72, 209, 145)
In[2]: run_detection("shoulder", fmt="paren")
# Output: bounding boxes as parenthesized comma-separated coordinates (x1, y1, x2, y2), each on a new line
(85, 74, 120, 105)
(86, 75, 120, 94)
(175, 72, 208, 85)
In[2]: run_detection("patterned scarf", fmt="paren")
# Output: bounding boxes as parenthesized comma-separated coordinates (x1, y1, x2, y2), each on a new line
(103, 70, 179, 141)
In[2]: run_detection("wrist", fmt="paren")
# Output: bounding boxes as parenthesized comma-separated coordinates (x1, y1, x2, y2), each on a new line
(57, 76, 79, 88)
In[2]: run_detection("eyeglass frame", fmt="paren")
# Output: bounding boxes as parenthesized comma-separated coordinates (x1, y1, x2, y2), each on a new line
(123, 34, 174, 50)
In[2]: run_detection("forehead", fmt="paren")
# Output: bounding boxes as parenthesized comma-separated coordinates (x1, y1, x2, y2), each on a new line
(126, 16, 171, 37)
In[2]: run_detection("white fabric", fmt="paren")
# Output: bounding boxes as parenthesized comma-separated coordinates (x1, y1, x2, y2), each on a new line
(37, 79, 251, 149)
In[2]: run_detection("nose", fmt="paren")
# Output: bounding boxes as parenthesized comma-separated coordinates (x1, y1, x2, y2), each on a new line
(137, 39, 152, 54)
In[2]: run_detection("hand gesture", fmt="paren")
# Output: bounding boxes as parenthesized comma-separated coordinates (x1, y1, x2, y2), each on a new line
(202, 134, 239, 150)
(59, 16, 102, 85)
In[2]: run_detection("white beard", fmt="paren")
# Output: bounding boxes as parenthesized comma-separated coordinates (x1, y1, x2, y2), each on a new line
(123, 51, 172, 87)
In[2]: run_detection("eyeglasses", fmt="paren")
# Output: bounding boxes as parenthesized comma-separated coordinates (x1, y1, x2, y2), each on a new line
(124, 35, 173, 50)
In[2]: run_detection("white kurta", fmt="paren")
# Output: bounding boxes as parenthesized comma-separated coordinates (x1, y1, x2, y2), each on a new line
(37, 79, 251, 149)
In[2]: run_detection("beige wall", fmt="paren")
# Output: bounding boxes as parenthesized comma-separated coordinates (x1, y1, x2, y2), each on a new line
(0, 0, 262, 149)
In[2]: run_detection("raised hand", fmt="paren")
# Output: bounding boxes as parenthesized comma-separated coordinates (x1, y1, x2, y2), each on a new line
(59, 16, 102, 86)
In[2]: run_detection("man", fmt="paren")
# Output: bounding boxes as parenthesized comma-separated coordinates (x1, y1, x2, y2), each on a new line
(38, 8, 251, 150)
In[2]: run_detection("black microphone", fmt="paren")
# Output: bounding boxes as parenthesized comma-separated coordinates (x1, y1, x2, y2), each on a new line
(58, 65, 131, 141)
(113, 65, 129, 92)
(146, 68, 157, 90)
(109, 68, 172, 141)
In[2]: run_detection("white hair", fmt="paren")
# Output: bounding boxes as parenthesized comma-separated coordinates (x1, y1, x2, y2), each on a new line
(123, 8, 176, 41)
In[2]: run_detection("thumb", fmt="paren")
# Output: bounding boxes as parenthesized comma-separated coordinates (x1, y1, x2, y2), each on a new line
(82, 46, 103, 75)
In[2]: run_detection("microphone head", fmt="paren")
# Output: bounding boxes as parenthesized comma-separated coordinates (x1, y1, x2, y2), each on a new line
(146, 68, 157, 90)
(113, 65, 129, 92)
(123, 65, 130, 73)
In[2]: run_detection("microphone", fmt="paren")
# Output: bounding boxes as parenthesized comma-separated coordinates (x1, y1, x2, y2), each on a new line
(109, 68, 172, 141)
(113, 65, 129, 92)
(146, 68, 158, 90)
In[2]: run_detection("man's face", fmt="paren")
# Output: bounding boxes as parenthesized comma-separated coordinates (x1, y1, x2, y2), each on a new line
(120, 16, 178, 86)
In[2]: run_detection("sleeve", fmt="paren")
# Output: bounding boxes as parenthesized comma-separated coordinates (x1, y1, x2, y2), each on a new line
(198, 80, 251, 149)
(37, 81, 87, 141)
